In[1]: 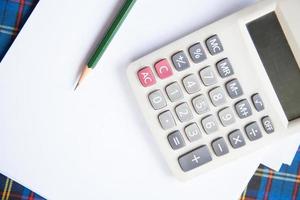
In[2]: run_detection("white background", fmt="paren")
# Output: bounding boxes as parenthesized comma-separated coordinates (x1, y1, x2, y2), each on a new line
(0, 0, 299, 199)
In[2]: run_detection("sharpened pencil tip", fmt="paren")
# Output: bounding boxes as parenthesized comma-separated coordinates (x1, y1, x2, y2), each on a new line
(73, 66, 92, 91)
(74, 81, 80, 91)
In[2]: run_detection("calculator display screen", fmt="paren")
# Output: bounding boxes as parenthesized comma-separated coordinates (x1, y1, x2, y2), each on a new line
(247, 12, 300, 121)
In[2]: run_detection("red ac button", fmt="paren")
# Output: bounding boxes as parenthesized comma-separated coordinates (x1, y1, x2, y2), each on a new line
(138, 67, 156, 87)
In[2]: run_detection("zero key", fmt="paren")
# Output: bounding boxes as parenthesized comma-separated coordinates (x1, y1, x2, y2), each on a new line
(178, 145, 212, 172)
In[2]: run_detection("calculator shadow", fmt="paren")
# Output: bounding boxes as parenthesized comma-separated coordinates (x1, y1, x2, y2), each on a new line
(118, 65, 173, 177)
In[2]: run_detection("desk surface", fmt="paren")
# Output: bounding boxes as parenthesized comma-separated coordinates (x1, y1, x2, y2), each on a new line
(0, 0, 299, 199)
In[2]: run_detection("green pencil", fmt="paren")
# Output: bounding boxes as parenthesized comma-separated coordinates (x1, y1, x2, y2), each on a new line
(75, 0, 136, 90)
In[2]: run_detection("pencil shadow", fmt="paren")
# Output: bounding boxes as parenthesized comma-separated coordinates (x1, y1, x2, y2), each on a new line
(72, 0, 125, 87)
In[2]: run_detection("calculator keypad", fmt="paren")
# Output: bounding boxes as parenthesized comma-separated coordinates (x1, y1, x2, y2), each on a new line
(132, 34, 275, 174)
(216, 58, 234, 78)
(148, 90, 167, 110)
(138, 67, 156, 87)
(252, 93, 264, 111)
(166, 82, 183, 102)
(209, 87, 227, 106)
(168, 131, 185, 150)
(201, 115, 219, 134)
(188, 43, 207, 63)
(211, 137, 229, 156)
(154, 59, 173, 79)
(218, 107, 236, 127)
(178, 145, 212, 172)
(185, 123, 202, 142)
(261, 116, 274, 134)
(175, 103, 193, 122)
(158, 111, 176, 130)
(192, 95, 210, 115)
(228, 130, 246, 149)
(182, 74, 201, 94)
(199, 67, 218, 86)
(235, 99, 252, 119)
(226, 79, 243, 99)
(206, 35, 224, 55)
(172, 51, 190, 71)
(245, 122, 262, 141)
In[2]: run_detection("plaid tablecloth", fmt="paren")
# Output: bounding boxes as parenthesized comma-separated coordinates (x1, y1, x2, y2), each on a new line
(0, 0, 39, 62)
(240, 146, 300, 200)
(0, 173, 45, 200)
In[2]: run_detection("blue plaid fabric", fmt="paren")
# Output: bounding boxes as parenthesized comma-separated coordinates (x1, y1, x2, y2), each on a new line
(0, 0, 39, 62)
(0, 173, 45, 200)
(240, 145, 300, 200)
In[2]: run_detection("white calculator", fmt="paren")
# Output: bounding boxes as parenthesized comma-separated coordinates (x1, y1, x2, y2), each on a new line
(127, 0, 300, 180)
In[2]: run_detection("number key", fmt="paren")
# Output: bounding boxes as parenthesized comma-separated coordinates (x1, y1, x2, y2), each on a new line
(199, 66, 218, 86)
(165, 82, 183, 102)
(192, 95, 210, 115)
(201, 115, 218, 134)
(185, 123, 202, 142)
(182, 74, 201, 94)
(209, 87, 227, 107)
(175, 103, 193, 122)
(218, 107, 236, 126)
(148, 90, 167, 110)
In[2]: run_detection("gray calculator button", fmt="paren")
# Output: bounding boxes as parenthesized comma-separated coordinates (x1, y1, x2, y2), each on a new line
(165, 82, 183, 102)
(185, 123, 202, 142)
(158, 111, 176, 130)
(148, 90, 167, 110)
(175, 103, 193, 122)
(226, 79, 243, 99)
(211, 138, 229, 156)
(172, 51, 190, 71)
(199, 67, 218, 86)
(192, 95, 210, 115)
(168, 131, 185, 150)
(262, 116, 274, 134)
(201, 115, 218, 134)
(218, 107, 236, 127)
(206, 35, 224, 55)
(252, 93, 264, 112)
(245, 122, 262, 141)
(182, 74, 201, 94)
(178, 145, 212, 172)
(209, 87, 227, 107)
(228, 130, 246, 148)
(235, 99, 252, 119)
(188, 43, 207, 63)
(216, 58, 234, 77)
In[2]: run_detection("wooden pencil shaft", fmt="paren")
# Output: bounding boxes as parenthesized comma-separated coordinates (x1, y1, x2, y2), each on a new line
(87, 0, 136, 69)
